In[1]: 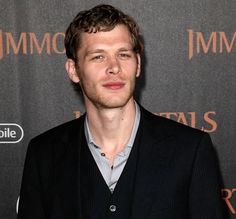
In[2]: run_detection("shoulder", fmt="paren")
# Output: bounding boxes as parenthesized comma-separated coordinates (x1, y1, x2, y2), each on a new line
(27, 115, 85, 155)
(139, 105, 210, 144)
(139, 105, 216, 169)
(33, 115, 84, 142)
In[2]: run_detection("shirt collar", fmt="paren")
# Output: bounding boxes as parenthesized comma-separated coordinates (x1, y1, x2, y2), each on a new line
(84, 101, 141, 155)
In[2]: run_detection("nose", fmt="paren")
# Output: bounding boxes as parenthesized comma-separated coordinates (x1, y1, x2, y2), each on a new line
(107, 56, 121, 75)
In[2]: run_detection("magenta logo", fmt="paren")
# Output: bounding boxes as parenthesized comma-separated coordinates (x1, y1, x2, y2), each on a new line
(0, 123, 24, 143)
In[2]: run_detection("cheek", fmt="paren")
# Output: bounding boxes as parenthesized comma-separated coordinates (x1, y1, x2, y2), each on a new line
(79, 68, 102, 88)
(79, 65, 95, 80)
(123, 62, 139, 77)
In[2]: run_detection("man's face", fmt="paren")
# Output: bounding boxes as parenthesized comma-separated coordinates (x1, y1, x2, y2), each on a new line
(66, 24, 141, 109)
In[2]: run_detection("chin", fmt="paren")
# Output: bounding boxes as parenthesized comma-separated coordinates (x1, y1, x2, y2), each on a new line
(97, 96, 133, 109)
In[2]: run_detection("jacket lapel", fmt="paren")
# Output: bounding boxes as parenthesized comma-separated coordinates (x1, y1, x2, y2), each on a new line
(131, 107, 176, 219)
(51, 116, 85, 219)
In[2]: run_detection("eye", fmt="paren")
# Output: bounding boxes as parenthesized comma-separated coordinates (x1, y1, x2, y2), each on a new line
(91, 55, 104, 61)
(118, 53, 131, 59)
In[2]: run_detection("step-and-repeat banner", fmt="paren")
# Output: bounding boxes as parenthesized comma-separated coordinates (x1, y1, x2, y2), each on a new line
(0, 0, 235, 218)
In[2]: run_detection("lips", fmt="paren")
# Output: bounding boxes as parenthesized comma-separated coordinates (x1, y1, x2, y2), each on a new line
(103, 81, 125, 90)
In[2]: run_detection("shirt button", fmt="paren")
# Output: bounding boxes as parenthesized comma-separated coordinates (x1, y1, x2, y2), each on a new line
(109, 205, 116, 212)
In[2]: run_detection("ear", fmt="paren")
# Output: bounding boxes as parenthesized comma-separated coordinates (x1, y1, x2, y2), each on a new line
(65, 59, 80, 83)
(136, 54, 141, 77)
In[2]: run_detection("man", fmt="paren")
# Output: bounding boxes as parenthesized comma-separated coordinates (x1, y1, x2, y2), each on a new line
(18, 4, 227, 219)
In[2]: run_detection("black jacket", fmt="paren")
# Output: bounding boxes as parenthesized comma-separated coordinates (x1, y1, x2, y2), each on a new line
(18, 106, 227, 218)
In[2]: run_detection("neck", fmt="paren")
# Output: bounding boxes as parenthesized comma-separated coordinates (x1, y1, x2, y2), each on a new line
(85, 98, 136, 162)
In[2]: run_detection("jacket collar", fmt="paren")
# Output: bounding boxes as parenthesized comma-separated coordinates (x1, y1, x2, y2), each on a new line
(130, 106, 176, 219)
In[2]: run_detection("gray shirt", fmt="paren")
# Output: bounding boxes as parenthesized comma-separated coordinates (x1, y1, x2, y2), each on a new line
(84, 102, 141, 193)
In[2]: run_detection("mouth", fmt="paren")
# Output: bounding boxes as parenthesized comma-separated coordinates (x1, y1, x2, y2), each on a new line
(102, 82, 125, 90)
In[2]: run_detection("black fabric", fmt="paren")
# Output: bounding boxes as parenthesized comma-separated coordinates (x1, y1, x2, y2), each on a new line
(80, 125, 140, 219)
(17, 105, 228, 219)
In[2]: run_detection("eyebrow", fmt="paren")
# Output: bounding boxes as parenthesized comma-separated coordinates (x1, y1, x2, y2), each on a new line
(85, 49, 105, 56)
(118, 48, 133, 52)
(86, 47, 133, 56)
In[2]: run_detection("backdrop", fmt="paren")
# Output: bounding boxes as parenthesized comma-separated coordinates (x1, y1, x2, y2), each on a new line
(0, 0, 235, 218)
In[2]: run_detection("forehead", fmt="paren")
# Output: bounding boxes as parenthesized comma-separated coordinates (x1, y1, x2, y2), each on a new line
(78, 25, 133, 51)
